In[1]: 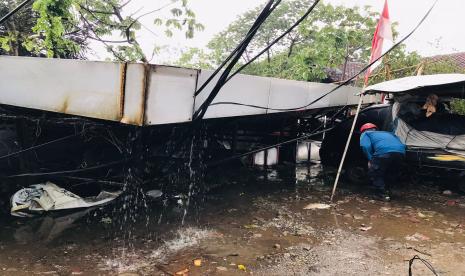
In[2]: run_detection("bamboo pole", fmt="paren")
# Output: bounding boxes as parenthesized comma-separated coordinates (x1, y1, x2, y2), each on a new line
(330, 91, 365, 202)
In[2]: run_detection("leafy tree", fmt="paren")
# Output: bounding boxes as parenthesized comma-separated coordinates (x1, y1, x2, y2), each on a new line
(364, 47, 422, 85)
(365, 51, 465, 87)
(178, 2, 383, 82)
(0, 0, 204, 61)
(206, 0, 310, 65)
(285, 3, 380, 81)
(451, 99, 465, 115)
(0, 0, 38, 56)
(174, 47, 214, 69)
(422, 58, 465, 75)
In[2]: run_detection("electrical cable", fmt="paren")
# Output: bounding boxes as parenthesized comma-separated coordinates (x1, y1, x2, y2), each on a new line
(193, 0, 282, 121)
(330, 0, 438, 202)
(149, 0, 285, 177)
(0, 132, 83, 161)
(206, 104, 350, 167)
(4, 159, 127, 178)
(206, 126, 333, 167)
(209, 0, 439, 112)
(0, 0, 32, 25)
(408, 255, 439, 276)
(225, 0, 321, 83)
(194, 0, 282, 97)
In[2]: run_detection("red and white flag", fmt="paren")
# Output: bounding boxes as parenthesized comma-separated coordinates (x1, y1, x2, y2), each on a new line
(364, 0, 393, 86)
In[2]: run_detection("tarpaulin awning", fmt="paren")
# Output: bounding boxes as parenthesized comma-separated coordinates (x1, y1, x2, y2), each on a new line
(364, 74, 465, 96)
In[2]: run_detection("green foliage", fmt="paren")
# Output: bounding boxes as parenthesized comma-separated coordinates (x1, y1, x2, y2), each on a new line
(29, 0, 79, 58)
(0, 0, 39, 56)
(174, 47, 214, 69)
(177, 1, 462, 85)
(0, 0, 203, 61)
(365, 48, 421, 86)
(366, 52, 465, 87)
(451, 99, 465, 115)
(177, 2, 381, 82)
(423, 58, 465, 75)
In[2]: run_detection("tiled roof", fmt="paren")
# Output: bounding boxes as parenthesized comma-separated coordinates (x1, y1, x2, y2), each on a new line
(325, 61, 365, 82)
(425, 52, 465, 69)
(327, 52, 465, 83)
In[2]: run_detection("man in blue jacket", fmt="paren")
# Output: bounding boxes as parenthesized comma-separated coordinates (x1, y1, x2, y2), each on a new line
(359, 123, 406, 201)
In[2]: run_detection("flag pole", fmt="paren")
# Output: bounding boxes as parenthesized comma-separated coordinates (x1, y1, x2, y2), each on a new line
(330, 0, 392, 202)
(330, 90, 365, 202)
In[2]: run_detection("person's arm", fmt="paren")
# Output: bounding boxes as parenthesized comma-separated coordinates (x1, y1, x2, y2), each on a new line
(360, 133, 373, 160)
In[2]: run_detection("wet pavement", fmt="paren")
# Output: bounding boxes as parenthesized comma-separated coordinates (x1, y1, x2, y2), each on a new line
(1, 164, 465, 275)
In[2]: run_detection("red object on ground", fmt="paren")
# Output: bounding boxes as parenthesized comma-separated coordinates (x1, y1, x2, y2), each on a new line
(447, 200, 457, 206)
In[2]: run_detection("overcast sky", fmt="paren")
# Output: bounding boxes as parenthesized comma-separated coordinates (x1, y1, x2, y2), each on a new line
(90, 0, 464, 62)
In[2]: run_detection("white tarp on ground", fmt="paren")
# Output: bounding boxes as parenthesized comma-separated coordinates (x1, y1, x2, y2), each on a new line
(11, 182, 122, 217)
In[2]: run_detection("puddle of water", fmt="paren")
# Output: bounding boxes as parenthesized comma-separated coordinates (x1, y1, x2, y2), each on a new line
(0, 164, 465, 275)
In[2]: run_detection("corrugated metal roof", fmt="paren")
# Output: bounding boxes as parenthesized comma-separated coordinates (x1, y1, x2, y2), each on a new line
(364, 74, 465, 94)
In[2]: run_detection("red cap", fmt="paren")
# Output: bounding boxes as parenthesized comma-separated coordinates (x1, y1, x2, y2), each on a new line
(360, 123, 378, 133)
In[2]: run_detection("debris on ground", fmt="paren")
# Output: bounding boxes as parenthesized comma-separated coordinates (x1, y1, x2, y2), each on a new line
(3, 165, 465, 275)
(10, 182, 122, 217)
(216, 266, 228, 272)
(193, 258, 202, 267)
(244, 224, 260, 229)
(446, 200, 457, 206)
(417, 212, 427, 219)
(101, 217, 113, 224)
(175, 268, 189, 275)
(146, 190, 163, 200)
(352, 214, 364, 220)
(443, 190, 452, 195)
(359, 225, 372, 231)
(303, 203, 331, 210)
(405, 233, 430, 242)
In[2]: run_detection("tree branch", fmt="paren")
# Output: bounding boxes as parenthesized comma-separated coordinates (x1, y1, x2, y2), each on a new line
(78, 11, 126, 61)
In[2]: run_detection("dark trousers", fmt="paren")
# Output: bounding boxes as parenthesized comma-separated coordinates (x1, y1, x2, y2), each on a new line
(368, 152, 404, 192)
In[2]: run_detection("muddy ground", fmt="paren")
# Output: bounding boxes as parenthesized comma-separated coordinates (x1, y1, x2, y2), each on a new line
(1, 165, 465, 275)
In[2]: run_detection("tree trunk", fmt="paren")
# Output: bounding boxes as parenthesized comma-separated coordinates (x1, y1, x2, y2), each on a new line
(287, 37, 296, 57)
(341, 43, 350, 82)
(7, 21, 19, 56)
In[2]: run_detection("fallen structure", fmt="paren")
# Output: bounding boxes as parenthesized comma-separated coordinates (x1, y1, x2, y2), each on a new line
(0, 56, 373, 207)
(321, 74, 465, 186)
(0, 56, 368, 125)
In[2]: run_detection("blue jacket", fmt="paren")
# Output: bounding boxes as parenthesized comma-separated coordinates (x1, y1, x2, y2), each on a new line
(360, 131, 406, 161)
